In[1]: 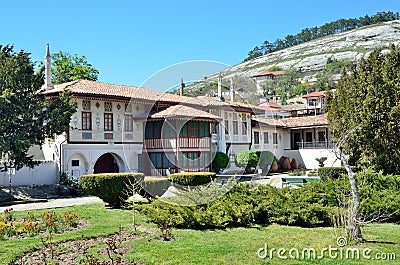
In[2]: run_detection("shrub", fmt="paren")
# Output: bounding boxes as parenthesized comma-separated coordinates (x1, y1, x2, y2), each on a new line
(318, 167, 348, 181)
(80, 172, 144, 207)
(140, 177, 171, 198)
(236, 150, 258, 173)
(212, 152, 229, 172)
(139, 168, 400, 229)
(256, 151, 276, 167)
(168, 172, 216, 186)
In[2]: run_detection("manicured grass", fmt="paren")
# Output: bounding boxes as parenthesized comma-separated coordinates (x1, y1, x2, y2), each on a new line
(128, 223, 399, 265)
(0, 203, 398, 265)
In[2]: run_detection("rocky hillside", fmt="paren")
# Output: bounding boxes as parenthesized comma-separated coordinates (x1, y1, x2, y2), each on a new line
(187, 20, 400, 98)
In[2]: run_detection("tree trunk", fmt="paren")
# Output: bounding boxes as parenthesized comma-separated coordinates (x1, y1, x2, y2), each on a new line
(339, 150, 362, 241)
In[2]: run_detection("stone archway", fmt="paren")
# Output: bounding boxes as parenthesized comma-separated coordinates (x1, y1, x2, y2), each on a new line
(94, 153, 123, 174)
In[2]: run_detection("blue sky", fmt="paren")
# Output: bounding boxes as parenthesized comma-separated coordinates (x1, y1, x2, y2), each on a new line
(1, 0, 398, 91)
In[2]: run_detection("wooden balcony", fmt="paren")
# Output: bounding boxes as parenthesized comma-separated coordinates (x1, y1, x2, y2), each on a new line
(145, 137, 211, 149)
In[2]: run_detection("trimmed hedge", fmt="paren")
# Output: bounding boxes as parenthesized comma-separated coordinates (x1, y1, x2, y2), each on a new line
(168, 172, 216, 186)
(141, 177, 171, 198)
(80, 172, 144, 207)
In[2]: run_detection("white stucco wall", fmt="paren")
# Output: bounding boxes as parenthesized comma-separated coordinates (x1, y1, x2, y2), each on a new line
(69, 98, 150, 143)
(295, 149, 341, 170)
(61, 143, 143, 176)
(0, 162, 58, 187)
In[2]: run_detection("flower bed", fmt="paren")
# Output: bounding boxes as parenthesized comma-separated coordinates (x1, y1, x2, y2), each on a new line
(0, 208, 80, 239)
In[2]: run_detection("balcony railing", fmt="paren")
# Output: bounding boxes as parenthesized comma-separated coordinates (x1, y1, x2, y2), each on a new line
(296, 141, 335, 149)
(150, 167, 211, 176)
(145, 137, 211, 149)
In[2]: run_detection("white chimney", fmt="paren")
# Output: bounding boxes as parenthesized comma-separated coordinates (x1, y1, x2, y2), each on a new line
(42, 44, 54, 90)
(179, 78, 185, 96)
(230, 77, 235, 102)
(217, 72, 222, 98)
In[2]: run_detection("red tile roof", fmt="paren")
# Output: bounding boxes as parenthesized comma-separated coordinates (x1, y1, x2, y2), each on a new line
(43, 80, 262, 114)
(42, 79, 200, 105)
(302, 91, 326, 99)
(253, 70, 285, 77)
(150, 105, 222, 121)
(281, 113, 328, 128)
(258, 102, 286, 112)
(253, 114, 328, 129)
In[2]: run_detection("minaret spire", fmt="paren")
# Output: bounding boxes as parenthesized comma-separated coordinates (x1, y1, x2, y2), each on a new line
(42, 44, 54, 90)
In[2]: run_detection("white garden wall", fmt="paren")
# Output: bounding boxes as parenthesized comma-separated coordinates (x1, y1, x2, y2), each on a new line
(0, 162, 58, 187)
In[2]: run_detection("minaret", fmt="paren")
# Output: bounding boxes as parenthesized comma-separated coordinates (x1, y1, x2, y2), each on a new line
(217, 72, 222, 98)
(179, 78, 185, 96)
(42, 44, 54, 90)
(230, 77, 235, 102)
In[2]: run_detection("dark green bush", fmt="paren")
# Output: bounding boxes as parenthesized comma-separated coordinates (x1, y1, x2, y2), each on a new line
(168, 172, 216, 186)
(357, 168, 400, 223)
(80, 172, 144, 207)
(139, 168, 400, 228)
(212, 151, 229, 172)
(318, 167, 348, 181)
(256, 151, 276, 167)
(140, 177, 171, 198)
(236, 150, 258, 173)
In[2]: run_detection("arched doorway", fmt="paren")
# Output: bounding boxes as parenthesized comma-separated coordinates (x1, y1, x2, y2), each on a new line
(94, 153, 121, 174)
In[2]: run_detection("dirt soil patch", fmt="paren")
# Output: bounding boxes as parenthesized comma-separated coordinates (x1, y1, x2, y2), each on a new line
(12, 226, 159, 265)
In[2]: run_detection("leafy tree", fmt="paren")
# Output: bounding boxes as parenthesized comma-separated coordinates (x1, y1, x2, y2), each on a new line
(328, 46, 400, 174)
(0, 45, 76, 171)
(51, 51, 99, 84)
(328, 45, 400, 240)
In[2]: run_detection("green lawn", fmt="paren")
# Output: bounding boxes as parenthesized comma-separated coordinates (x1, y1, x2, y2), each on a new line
(0, 203, 398, 265)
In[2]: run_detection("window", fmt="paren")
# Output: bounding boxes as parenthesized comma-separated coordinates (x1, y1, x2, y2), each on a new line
(150, 153, 176, 169)
(71, 160, 79, 167)
(233, 113, 238, 120)
(124, 114, 133, 132)
(318, 131, 326, 142)
(104, 101, 112, 112)
(233, 121, 238, 135)
(224, 120, 229, 135)
(178, 152, 203, 169)
(306, 132, 313, 142)
(273, 133, 278, 145)
(242, 122, 247, 135)
(82, 100, 91, 110)
(145, 121, 162, 138)
(82, 112, 92, 130)
(254, 132, 260, 144)
(179, 121, 209, 137)
(104, 113, 113, 131)
(263, 132, 269, 144)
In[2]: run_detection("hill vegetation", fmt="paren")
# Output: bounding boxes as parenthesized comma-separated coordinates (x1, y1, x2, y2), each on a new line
(244, 11, 399, 62)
